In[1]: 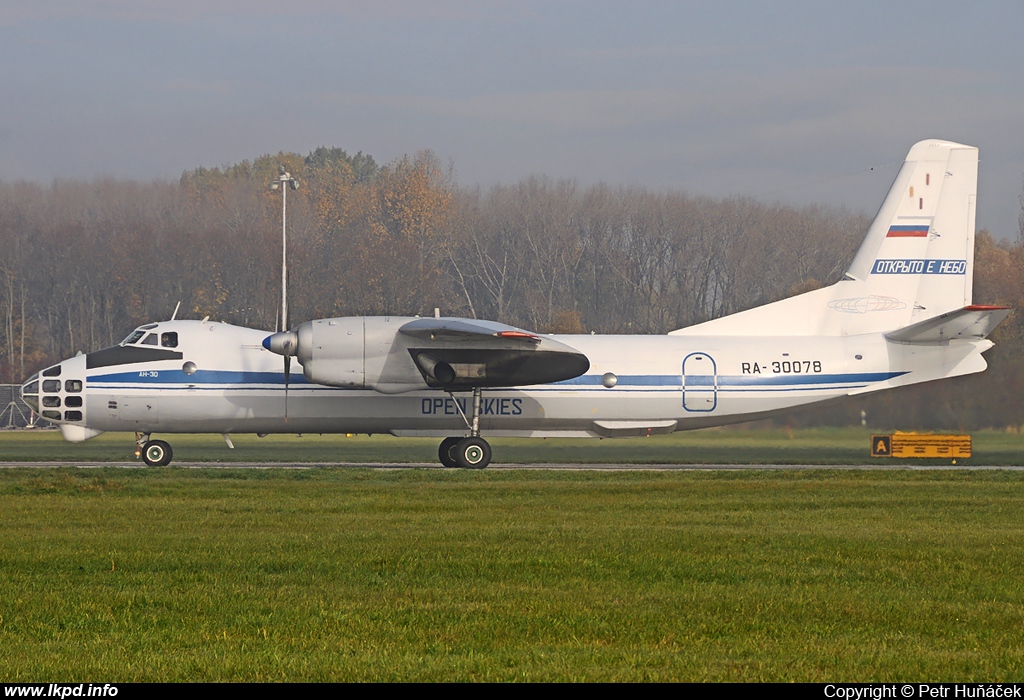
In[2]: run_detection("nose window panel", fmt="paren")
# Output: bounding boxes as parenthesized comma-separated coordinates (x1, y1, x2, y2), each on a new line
(42, 410, 61, 421)
(42, 396, 61, 408)
(64, 410, 83, 422)
(65, 396, 83, 408)
(23, 380, 39, 395)
(42, 380, 61, 393)
(42, 365, 62, 377)
(65, 380, 83, 393)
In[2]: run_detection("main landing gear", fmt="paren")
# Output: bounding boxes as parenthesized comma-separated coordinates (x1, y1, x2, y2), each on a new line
(439, 387, 493, 469)
(136, 432, 173, 466)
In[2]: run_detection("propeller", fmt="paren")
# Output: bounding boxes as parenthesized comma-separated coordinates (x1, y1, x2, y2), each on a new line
(263, 330, 298, 420)
(268, 165, 300, 419)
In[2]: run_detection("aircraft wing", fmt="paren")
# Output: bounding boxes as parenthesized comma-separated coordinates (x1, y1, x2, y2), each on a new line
(885, 305, 1011, 344)
(399, 317, 542, 343)
(399, 317, 589, 388)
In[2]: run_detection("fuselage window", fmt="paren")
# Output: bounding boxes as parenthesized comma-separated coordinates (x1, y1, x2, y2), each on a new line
(122, 330, 146, 345)
(42, 380, 62, 393)
(64, 410, 83, 422)
(141, 333, 158, 346)
(42, 396, 61, 408)
(43, 365, 62, 377)
(24, 380, 39, 395)
(161, 332, 178, 348)
(42, 410, 61, 420)
(65, 380, 83, 393)
(65, 396, 83, 408)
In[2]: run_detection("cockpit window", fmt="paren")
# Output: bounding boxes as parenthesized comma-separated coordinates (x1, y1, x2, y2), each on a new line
(42, 365, 62, 377)
(141, 333, 158, 346)
(121, 330, 146, 345)
(161, 332, 178, 348)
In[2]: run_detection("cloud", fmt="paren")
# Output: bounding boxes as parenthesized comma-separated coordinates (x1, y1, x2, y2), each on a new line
(319, 63, 1023, 139)
(321, 89, 705, 130)
(0, 0, 523, 26)
(162, 79, 232, 95)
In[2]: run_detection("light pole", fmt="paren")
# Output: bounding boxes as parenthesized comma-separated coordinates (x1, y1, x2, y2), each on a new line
(269, 167, 298, 331)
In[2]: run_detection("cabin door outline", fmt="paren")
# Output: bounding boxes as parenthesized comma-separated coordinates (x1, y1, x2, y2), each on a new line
(682, 352, 717, 412)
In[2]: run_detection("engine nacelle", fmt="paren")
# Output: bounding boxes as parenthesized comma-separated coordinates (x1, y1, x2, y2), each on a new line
(264, 315, 590, 394)
(295, 317, 365, 387)
(294, 316, 427, 393)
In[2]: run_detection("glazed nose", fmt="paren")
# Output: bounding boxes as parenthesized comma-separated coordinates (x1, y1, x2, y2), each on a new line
(20, 373, 39, 411)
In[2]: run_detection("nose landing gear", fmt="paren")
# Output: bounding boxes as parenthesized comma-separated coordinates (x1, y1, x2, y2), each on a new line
(136, 432, 173, 466)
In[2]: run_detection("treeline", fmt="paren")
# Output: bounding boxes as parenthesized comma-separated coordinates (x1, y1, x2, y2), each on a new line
(1, 147, 1021, 429)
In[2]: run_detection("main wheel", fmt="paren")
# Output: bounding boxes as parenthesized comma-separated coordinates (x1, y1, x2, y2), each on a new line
(438, 436, 461, 468)
(453, 436, 491, 469)
(142, 439, 173, 466)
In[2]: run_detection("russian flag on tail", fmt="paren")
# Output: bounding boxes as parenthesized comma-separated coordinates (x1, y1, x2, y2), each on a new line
(887, 225, 929, 237)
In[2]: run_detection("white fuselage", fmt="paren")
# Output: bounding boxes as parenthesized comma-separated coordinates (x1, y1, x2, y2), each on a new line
(38, 318, 988, 442)
(23, 140, 1000, 455)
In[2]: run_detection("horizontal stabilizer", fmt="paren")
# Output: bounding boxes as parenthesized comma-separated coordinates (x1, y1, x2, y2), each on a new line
(885, 305, 1010, 344)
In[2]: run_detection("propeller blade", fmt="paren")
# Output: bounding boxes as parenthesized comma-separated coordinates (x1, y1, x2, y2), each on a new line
(284, 355, 291, 421)
(263, 330, 298, 423)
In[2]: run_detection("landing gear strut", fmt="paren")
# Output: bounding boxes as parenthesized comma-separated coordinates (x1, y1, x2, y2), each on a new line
(136, 432, 173, 466)
(439, 387, 492, 469)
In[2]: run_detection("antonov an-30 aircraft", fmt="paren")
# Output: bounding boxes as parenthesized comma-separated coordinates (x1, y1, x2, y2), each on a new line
(20, 139, 1009, 468)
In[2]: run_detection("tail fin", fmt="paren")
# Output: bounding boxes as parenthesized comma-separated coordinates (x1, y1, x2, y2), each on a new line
(673, 139, 979, 337)
(845, 139, 977, 325)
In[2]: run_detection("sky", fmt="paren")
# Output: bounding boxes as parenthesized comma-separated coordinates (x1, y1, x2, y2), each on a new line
(1, 0, 1022, 238)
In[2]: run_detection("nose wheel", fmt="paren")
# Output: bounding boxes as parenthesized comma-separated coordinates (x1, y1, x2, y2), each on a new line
(136, 433, 173, 466)
(438, 387, 493, 469)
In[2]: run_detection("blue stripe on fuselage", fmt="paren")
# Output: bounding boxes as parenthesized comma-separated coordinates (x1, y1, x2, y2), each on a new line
(88, 369, 908, 390)
(89, 369, 308, 385)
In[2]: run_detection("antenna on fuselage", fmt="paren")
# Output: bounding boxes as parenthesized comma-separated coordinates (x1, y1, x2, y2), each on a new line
(170, 301, 181, 321)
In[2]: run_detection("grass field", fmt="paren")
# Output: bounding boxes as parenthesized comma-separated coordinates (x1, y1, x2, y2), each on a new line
(2, 466, 1024, 681)
(3, 425, 1024, 465)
